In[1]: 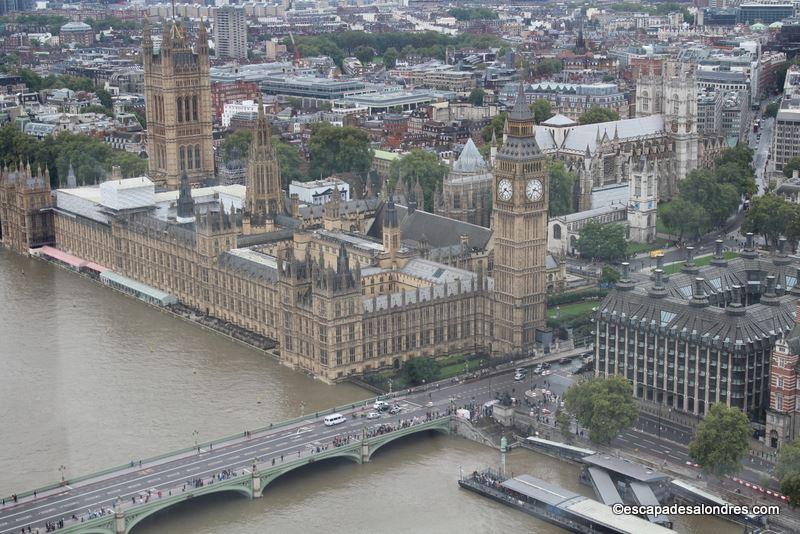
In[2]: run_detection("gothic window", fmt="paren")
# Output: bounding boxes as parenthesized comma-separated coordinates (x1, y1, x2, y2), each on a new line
(195, 145, 201, 170)
(179, 146, 185, 171)
(185, 96, 192, 122)
(640, 90, 649, 112)
(647, 174, 654, 197)
(778, 376, 784, 388)
(777, 393, 784, 412)
(635, 176, 642, 197)
(553, 224, 562, 240)
(192, 96, 199, 121)
(453, 193, 460, 209)
(672, 95, 679, 115)
(187, 146, 193, 169)
(176, 97, 183, 123)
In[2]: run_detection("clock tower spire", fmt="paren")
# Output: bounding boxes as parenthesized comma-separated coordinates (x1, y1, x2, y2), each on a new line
(491, 82, 548, 356)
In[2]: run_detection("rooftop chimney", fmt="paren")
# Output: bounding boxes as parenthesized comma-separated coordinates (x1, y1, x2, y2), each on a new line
(682, 246, 699, 274)
(742, 232, 758, 259)
(648, 268, 667, 298)
(775, 237, 791, 266)
(616, 261, 634, 291)
(710, 238, 728, 267)
(690, 277, 709, 308)
(726, 284, 746, 316)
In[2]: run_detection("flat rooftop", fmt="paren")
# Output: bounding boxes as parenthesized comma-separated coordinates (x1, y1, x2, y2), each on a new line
(581, 454, 670, 483)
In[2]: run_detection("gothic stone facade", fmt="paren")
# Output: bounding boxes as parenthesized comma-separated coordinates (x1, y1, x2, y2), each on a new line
(0, 164, 54, 254)
(143, 20, 214, 190)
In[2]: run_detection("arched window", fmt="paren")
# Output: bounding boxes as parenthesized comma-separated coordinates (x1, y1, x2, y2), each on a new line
(672, 95, 679, 115)
(192, 95, 199, 121)
(179, 146, 185, 170)
(640, 90, 649, 112)
(195, 145, 201, 169)
(553, 224, 562, 240)
(187, 145, 193, 169)
(185, 96, 191, 122)
(176, 97, 183, 123)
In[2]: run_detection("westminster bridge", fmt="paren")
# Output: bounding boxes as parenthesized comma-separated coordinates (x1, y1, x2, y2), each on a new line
(0, 384, 472, 534)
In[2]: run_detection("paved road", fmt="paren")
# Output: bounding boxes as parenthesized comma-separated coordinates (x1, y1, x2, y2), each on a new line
(0, 357, 586, 534)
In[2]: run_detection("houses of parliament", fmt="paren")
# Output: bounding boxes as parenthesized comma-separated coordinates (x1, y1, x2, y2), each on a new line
(0, 19, 551, 382)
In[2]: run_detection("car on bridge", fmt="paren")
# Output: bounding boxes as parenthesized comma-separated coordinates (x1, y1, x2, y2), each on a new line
(366, 411, 381, 419)
(389, 405, 402, 415)
(374, 400, 390, 411)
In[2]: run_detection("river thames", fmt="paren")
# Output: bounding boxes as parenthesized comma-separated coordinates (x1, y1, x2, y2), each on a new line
(0, 249, 731, 533)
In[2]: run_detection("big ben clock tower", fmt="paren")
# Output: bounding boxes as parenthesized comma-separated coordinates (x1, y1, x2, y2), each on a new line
(492, 83, 548, 356)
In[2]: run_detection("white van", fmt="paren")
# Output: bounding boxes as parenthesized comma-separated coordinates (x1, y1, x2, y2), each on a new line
(323, 413, 347, 426)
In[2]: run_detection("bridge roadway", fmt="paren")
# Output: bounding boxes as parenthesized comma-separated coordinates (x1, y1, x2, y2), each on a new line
(0, 364, 541, 534)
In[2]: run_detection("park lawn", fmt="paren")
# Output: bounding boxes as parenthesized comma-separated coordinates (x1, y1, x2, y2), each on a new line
(440, 358, 488, 379)
(662, 251, 739, 275)
(547, 300, 597, 321)
(627, 238, 669, 256)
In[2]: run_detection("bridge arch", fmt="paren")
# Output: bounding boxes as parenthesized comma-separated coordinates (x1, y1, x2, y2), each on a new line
(366, 424, 450, 462)
(125, 484, 251, 533)
(258, 447, 363, 492)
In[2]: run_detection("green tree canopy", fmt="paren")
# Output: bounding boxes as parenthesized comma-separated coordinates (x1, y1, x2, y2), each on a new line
(556, 409, 573, 442)
(659, 198, 709, 241)
(468, 88, 486, 106)
(222, 130, 252, 164)
(95, 88, 113, 110)
(742, 194, 797, 247)
(274, 137, 304, 187)
(530, 99, 554, 124)
(765, 102, 779, 119)
(548, 160, 575, 217)
(0, 125, 146, 187)
(388, 150, 448, 211)
(784, 156, 800, 179)
(601, 265, 620, 285)
(576, 222, 627, 262)
(353, 45, 374, 65)
(402, 357, 440, 386)
(678, 169, 740, 229)
(308, 123, 373, 178)
(383, 47, 399, 69)
(578, 106, 620, 125)
(448, 7, 499, 20)
(534, 58, 563, 77)
(777, 440, 800, 506)
(480, 112, 506, 145)
(688, 403, 750, 476)
(563, 376, 638, 444)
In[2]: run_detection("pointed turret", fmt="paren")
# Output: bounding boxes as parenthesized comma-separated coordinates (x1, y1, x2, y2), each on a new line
(509, 82, 533, 121)
(66, 160, 77, 188)
(196, 18, 208, 56)
(176, 171, 195, 224)
(142, 20, 153, 53)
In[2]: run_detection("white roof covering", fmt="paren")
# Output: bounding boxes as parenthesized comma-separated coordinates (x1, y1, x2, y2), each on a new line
(541, 113, 577, 127)
(536, 114, 665, 153)
(564, 498, 676, 534)
(452, 138, 488, 173)
(400, 258, 474, 283)
(227, 248, 278, 269)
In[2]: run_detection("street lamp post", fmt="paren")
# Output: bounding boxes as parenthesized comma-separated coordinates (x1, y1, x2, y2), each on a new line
(300, 401, 306, 417)
(58, 465, 67, 486)
(388, 379, 393, 395)
(192, 430, 199, 448)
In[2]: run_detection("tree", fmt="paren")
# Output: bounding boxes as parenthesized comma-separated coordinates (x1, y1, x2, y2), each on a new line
(781, 474, 800, 508)
(777, 440, 800, 505)
(600, 265, 620, 285)
(274, 137, 305, 187)
(383, 47, 398, 69)
(547, 160, 575, 216)
(765, 102, 780, 119)
(402, 357, 439, 386)
(576, 222, 627, 262)
(563, 376, 638, 444)
(678, 169, 740, 229)
(530, 99, 553, 124)
(556, 409, 573, 442)
(578, 106, 620, 125)
(659, 198, 709, 241)
(742, 194, 797, 246)
(468, 88, 486, 106)
(784, 157, 800, 179)
(222, 130, 252, 164)
(688, 403, 750, 476)
(95, 88, 113, 110)
(132, 110, 146, 129)
(388, 150, 448, 211)
(480, 112, 506, 145)
(307, 123, 373, 178)
(353, 45, 374, 65)
(534, 58, 563, 77)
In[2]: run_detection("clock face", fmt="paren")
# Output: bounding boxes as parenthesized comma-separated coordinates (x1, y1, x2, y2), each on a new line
(526, 179, 543, 201)
(497, 179, 513, 201)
